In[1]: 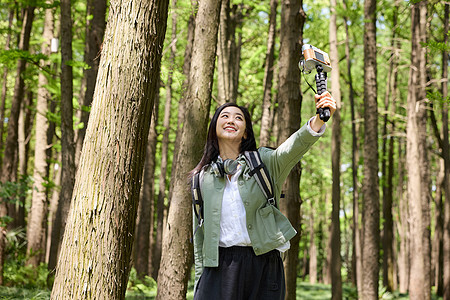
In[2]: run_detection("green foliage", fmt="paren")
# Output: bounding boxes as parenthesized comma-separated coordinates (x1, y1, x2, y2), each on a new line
(126, 268, 157, 298)
(2, 228, 50, 289)
(0, 176, 32, 226)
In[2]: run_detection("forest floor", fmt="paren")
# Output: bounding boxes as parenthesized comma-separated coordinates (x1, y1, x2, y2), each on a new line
(0, 281, 444, 299)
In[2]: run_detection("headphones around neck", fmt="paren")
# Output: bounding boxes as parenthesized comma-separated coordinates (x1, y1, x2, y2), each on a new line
(211, 158, 240, 177)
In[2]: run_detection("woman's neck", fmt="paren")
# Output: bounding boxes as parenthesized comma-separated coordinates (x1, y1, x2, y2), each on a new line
(218, 142, 240, 160)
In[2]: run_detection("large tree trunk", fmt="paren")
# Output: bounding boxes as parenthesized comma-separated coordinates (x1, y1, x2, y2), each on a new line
(442, 4, 450, 300)
(50, 0, 169, 297)
(156, 0, 221, 298)
(406, 2, 431, 299)
(361, 0, 379, 298)
(26, 5, 54, 267)
(329, 0, 342, 297)
(48, 0, 76, 273)
(0, 5, 35, 285)
(277, 1, 305, 299)
(75, 0, 107, 166)
(259, 0, 277, 147)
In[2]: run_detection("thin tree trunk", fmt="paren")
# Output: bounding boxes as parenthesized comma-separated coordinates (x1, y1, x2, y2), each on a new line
(0, 5, 35, 285)
(156, 0, 221, 298)
(309, 200, 317, 284)
(15, 90, 33, 230)
(152, 0, 178, 280)
(50, 0, 169, 297)
(432, 160, 445, 295)
(259, 0, 277, 147)
(26, 6, 54, 266)
(329, 0, 342, 297)
(134, 98, 159, 278)
(361, 0, 379, 297)
(407, 2, 431, 299)
(342, 0, 362, 291)
(277, 1, 305, 299)
(442, 4, 450, 300)
(397, 140, 409, 293)
(216, 0, 237, 104)
(48, 0, 76, 273)
(75, 0, 107, 167)
(0, 9, 14, 167)
(381, 2, 399, 291)
(143, 98, 159, 278)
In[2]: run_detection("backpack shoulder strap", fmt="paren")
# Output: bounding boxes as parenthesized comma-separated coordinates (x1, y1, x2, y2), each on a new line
(243, 150, 276, 207)
(191, 171, 204, 228)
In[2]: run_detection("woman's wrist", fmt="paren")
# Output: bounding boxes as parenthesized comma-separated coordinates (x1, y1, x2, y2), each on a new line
(310, 116, 325, 132)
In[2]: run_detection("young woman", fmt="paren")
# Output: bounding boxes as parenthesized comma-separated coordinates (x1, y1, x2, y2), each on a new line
(192, 91, 337, 300)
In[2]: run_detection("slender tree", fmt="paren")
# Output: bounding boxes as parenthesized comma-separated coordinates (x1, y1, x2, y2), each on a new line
(156, 0, 222, 298)
(0, 5, 35, 284)
(361, 0, 379, 298)
(406, 1, 431, 299)
(75, 0, 107, 166)
(26, 4, 54, 267)
(135, 98, 159, 278)
(329, 0, 342, 297)
(0, 9, 14, 167)
(50, 0, 169, 297)
(342, 0, 362, 291)
(442, 4, 450, 299)
(48, 0, 76, 273)
(276, 0, 305, 299)
(259, 0, 277, 146)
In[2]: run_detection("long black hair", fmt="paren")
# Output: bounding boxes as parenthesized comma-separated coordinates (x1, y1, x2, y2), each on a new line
(190, 102, 257, 177)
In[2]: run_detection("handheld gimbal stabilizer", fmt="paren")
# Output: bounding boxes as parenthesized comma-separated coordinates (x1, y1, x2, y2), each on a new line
(299, 44, 332, 122)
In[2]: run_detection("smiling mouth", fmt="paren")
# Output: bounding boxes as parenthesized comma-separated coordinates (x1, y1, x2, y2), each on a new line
(224, 126, 237, 131)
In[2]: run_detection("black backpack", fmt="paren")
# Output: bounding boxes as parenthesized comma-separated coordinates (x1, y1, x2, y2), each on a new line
(191, 150, 277, 231)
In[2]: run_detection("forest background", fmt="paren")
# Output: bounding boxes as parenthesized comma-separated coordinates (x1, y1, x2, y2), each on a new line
(0, 0, 449, 299)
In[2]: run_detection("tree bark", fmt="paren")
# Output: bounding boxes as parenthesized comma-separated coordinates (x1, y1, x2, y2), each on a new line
(156, 0, 221, 298)
(0, 5, 35, 285)
(277, 1, 305, 299)
(259, 0, 277, 147)
(406, 2, 431, 299)
(75, 0, 107, 167)
(329, 0, 342, 297)
(26, 5, 54, 267)
(50, 0, 169, 297)
(361, 0, 379, 298)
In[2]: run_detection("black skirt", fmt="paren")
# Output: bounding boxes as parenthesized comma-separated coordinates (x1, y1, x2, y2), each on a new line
(194, 246, 285, 300)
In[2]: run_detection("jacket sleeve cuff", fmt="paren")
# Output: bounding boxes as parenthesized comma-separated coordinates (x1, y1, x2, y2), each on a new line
(306, 117, 326, 136)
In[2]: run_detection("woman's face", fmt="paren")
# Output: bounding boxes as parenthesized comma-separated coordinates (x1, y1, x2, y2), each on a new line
(216, 106, 247, 144)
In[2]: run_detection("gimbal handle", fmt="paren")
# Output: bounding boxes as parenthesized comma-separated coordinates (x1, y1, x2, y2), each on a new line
(315, 65, 330, 122)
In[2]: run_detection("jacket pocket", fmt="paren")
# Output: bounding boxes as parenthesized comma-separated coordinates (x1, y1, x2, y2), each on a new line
(259, 205, 285, 242)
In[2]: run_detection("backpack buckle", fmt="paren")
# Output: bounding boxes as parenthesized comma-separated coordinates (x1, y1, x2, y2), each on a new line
(268, 197, 276, 206)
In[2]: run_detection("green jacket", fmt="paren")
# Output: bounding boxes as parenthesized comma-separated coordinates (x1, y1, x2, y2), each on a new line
(193, 122, 323, 286)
